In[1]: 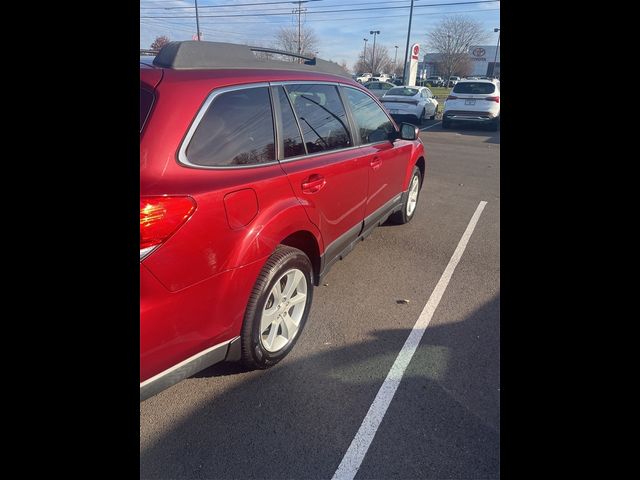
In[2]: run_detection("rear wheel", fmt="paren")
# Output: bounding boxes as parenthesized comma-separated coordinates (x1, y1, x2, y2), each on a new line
(241, 246, 313, 369)
(417, 108, 425, 125)
(489, 116, 499, 131)
(430, 106, 438, 120)
(442, 117, 450, 129)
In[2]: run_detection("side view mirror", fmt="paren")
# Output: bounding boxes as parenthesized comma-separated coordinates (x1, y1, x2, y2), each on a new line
(399, 122, 420, 141)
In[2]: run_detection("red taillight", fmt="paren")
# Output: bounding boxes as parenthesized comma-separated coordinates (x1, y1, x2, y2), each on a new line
(140, 196, 196, 250)
(446, 95, 458, 100)
(485, 96, 500, 103)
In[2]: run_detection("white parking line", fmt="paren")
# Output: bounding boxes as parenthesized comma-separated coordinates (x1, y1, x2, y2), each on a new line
(331, 200, 488, 480)
(420, 121, 442, 131)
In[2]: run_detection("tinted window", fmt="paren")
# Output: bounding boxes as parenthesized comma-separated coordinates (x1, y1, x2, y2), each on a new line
(345, 88, 394, 144)
(382, 83, 394, 90)
(186, 87, 275, 166)
(274, 86, 306, 159)
(388, 87, 419, 97)
(140, 88, 153, 132)
(286, 84, 351, 154)
(367, 83, 381, 90)
(452, 82, 496, 94)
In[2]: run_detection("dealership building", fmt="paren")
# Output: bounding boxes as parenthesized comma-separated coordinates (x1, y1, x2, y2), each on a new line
(419, 45, 500, 78)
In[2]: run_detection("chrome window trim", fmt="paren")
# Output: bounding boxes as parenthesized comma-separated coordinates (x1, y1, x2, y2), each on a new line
(177, 80, 387, 170)
(177, 82, 279, 170)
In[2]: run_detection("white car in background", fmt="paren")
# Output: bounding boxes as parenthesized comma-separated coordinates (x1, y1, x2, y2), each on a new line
(442, 79, 500, 130)
(380, 86, 439, 124)
(356, 73, 372, 83)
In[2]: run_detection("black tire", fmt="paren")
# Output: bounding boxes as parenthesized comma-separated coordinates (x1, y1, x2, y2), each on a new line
(390, 166, 422, 225)
(429, 106, 437, 120)
(442, 117, 450, 129)
(418, 109, 425, 125)
(241, 246, 314, 370)
(489, 116, 499, 131)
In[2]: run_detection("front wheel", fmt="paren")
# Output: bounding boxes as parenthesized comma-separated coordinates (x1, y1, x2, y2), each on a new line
(241, 246, 314, 369)
(390, 166, 422, 225)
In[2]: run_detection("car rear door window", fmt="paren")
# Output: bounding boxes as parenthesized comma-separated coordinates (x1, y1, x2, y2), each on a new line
(274, 86, 306, 159)
(185, 86, 275, 167)
(286, 84, 351, 154)
(344, 87, 394, 144)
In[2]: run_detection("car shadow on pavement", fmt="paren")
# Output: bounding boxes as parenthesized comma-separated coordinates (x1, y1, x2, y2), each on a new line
(443, 123, 501, 144)
(140, 294, 500, 480)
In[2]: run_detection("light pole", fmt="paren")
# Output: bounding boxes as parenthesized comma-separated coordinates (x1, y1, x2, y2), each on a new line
(394, 45, 398, 75)
(492, 28, 500, 78)
(362, 38, 368, 72)
(401, 0, 415, 83)
(195, 0, 201, 41)
(370, 30, 380, 75)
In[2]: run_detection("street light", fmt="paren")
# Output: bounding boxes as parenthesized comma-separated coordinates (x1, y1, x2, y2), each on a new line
(370, 30, 380, 75)
(362, 38, 368, 72)
(492, 28, 500, 78)
(394, 45, 399, 74)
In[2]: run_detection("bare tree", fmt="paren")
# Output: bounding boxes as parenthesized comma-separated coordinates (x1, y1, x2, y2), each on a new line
(338, 60, 350, 74)
(426, 16, 489, 80)
(353, 44, 393, 76)
(150, 35, 170, 51)
(273, 25, 319, 61)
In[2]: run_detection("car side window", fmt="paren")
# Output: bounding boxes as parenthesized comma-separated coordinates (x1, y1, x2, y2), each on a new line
(344, 87, 395, 145)
(382, 83, 393, 90)
(274, 86, 306, 159)
(185, 86, 275, 167)
(286, 84, 352, 154)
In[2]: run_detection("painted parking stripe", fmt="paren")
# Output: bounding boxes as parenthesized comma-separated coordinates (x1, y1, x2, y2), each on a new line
(332, 200, 488, 480)
(420, 121, 442, 131)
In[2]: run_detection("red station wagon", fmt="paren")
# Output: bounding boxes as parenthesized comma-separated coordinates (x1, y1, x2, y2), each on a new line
(140, 41, 426, 400)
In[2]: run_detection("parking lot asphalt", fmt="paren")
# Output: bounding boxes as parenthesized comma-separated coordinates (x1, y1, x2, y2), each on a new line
(140, 123, 500, 480)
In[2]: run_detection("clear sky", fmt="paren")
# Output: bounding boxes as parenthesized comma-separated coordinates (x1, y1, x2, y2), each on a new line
(140, 0, 500, 70)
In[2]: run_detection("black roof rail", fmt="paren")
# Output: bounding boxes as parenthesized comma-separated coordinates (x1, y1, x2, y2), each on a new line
(140, 49, 158, 56)
(152, 41, 350, 78)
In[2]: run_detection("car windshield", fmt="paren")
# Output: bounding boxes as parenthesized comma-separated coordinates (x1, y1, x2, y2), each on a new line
(452, 82, 496, 94)
(387, 87, 419, 96)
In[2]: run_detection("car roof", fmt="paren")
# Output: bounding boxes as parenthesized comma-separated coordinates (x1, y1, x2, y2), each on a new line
(146, 40, 350, 78)
(456, 78, 496, 83)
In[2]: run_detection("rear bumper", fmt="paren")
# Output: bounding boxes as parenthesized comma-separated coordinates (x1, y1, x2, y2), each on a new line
(443, 110, 498, 121)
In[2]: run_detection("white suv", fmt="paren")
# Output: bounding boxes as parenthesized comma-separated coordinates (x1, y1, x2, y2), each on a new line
(442, 79, 500, 130)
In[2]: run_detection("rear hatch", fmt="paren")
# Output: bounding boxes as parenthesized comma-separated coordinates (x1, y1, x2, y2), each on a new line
(380, 87, 420, 114)
(445, 81, 498, 113)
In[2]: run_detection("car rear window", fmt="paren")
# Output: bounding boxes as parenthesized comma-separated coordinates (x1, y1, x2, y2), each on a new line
(140, 87, 154, 132)
(387, 87, 418, 96)
(185, 86, 275, 167)
(453, 82, 495, 94)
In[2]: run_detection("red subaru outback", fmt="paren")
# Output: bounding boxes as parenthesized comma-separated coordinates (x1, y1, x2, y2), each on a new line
(140, 41, 426, 400)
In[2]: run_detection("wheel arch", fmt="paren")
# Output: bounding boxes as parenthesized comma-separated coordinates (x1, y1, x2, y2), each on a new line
(279, 230, 322, 287)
